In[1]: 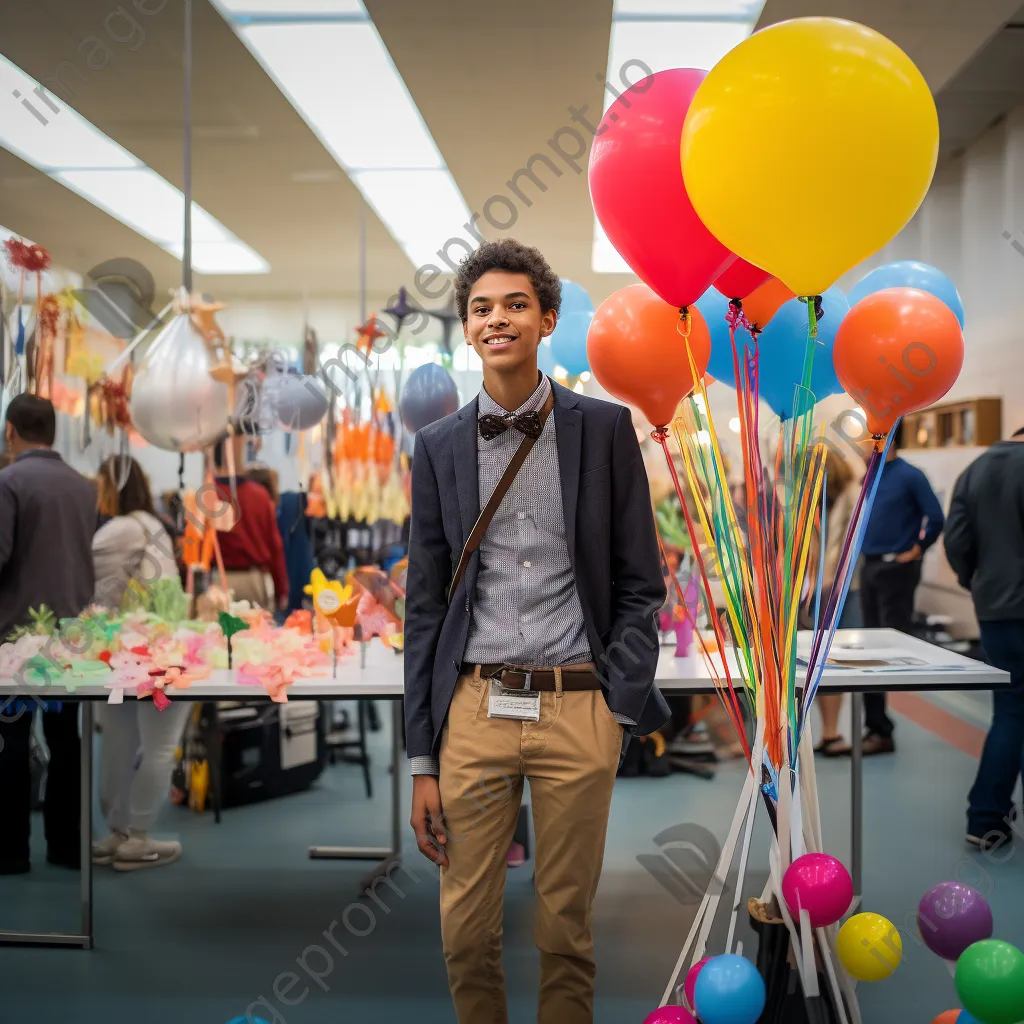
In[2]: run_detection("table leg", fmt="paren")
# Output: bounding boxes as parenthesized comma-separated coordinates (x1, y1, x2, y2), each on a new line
(80, 700, 94, 948)
(850, 692, 863, 908)
(309, 698, 404, 890)
(0, 699, 94, 949)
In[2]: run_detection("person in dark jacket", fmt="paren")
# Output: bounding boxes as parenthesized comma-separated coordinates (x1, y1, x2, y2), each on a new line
(0, 395, 98, 874)
(405, 240, 668, 1023)
(859, 432, 945, 753)
(945, 427, 1024, 851)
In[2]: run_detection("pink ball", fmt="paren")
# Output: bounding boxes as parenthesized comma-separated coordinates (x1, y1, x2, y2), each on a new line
(643, 1008, 697, 1024)
(684, 956, 711, 1009)
(782, 853, 853, 928)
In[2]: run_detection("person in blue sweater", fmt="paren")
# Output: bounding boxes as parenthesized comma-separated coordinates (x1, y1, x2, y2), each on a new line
(860, 429, 944, 754)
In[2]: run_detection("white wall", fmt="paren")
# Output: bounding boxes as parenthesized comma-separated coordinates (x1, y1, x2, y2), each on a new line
(833, 102, 1024, 636)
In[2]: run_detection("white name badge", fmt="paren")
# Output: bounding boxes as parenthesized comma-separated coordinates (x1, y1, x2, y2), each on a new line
(487, 681, 541, 721)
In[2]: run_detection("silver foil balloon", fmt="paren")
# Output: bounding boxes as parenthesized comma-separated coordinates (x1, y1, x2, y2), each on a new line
(272, 373, 329, 432)
(130, 312, 230, 452)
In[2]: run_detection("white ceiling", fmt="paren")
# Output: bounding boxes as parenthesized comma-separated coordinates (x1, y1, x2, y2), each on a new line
(0, 0, 1021, 314)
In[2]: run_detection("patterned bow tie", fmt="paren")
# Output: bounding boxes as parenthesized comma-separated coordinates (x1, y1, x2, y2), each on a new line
(479, 410, 543, 441)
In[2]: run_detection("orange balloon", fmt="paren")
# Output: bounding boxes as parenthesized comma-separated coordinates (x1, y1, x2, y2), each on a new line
(930, 1013, 961, 1024)
(833, 287, 963, 436)
(743, 276, 795, 330)
(587, 284, 711, 427)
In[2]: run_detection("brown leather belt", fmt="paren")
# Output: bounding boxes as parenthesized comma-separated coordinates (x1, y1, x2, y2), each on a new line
(462, 662, 602, 692)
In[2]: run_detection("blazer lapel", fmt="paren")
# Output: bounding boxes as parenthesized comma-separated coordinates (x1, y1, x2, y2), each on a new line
(553, 382, 582, 567)
(452, 398, 480, 546)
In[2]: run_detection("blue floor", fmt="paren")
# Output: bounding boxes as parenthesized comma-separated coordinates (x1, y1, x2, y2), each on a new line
(2, 696, 1021, 1024)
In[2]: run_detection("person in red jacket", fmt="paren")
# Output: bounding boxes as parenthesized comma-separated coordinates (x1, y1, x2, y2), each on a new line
(212, 433, 288, 612)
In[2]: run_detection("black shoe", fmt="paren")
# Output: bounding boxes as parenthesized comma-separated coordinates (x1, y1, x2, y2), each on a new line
(0, 859, 30, 875)
(861, 732, 895, 756)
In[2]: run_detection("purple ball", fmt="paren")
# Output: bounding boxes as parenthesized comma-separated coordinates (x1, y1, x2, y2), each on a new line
(917, 882, 994, 961)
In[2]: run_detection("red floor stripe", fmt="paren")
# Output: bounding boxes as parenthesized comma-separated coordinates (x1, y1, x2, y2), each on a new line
(889, 692, 987, 759)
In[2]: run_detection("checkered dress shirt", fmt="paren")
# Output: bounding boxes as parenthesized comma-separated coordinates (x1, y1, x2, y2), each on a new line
(463, 373, 592, 667)
(410, 374, 631, 777)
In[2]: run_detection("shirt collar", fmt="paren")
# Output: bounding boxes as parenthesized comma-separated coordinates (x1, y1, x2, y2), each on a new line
(14, 449, 61, 462)
(478, 372, 551, 420)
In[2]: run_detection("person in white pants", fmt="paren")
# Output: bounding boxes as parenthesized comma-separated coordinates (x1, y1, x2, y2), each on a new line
(91, 456, 193, 870)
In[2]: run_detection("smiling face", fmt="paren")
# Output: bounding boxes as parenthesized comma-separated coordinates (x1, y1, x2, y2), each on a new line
(463, 270, 557, 377)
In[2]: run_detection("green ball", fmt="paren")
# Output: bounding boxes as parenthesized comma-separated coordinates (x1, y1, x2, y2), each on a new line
(956, 940, 1024, 1024)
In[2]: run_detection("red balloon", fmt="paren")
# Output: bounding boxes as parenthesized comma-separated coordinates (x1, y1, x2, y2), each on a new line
(714, 258, 771, 301)
(589, 68, 734, 309)
(587, 284, 711, 427)
(833, 287, 964, 436)
(929, 1013, 961, 1024)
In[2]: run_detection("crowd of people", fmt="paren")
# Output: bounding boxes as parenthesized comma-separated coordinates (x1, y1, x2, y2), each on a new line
(0, 394, 289, 875)
(0, 360, 1021, 885)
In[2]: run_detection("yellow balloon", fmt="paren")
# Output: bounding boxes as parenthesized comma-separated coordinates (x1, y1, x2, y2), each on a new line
(837, 912, 902, 982)
(681, 17, 938, 297)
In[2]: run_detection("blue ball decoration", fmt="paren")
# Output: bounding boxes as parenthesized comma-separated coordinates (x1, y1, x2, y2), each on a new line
(559, 279, 594, 316)
(399, 362, 460, 432)
(847, 260, 964, 329)
(693, 954, 766, 1024)
(550, 310, 592, 375)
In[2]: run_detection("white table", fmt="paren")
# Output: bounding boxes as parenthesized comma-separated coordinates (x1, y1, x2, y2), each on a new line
(0, 628, 1006, 950)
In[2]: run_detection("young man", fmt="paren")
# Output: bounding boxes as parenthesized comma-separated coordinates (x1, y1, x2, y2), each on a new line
(944, 427, 1024, 851)
(0, 395, 98, 873)
(859, 430, 944, 754)
(404, 239, 669, 1023)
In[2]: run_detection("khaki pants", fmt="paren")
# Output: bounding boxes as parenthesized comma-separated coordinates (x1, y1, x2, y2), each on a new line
(225, 568, 274, 610)
(439, 671, 622, 1024)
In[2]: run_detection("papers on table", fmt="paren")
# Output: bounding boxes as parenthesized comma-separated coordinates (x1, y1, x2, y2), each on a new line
(796, 636, 973, 674)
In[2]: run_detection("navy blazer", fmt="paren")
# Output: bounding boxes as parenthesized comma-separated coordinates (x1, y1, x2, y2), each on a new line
(404, 380, 671, 761)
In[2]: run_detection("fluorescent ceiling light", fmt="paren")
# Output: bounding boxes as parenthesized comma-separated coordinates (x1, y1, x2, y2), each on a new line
(56, 170, 228, 246)
(0, 53, 268, 275)
(592, 2, 765, 274)
(240, 23, 442, 170)
(614, 0, 762, 17)
(212, 0, 471, 269)
(353, 170, 470, 269)
(171, 241, 271, 275)
(216, 0, 365, 14)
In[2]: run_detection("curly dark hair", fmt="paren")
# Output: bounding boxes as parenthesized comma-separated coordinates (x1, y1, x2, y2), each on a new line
(454, 238, 561, 322)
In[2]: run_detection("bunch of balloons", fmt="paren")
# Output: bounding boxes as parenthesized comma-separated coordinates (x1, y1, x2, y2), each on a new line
(642, 953, 765, 1024)
(585, 16, 965, 435)
(915, 882, 1024, 1024)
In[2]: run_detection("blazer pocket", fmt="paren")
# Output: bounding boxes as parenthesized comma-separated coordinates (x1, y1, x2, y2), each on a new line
(580, 464, 611, 487)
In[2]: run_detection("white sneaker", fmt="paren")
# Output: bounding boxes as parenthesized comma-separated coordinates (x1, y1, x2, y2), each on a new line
(112, 836, 182, 872)
(92, 831, 128, 866)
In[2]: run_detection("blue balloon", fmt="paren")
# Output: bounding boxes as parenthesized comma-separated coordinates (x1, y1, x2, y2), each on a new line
(550, 310, 592, 376)
(560, 280, 594, 316)
(695, 287, 744, 389)
(537, 340, 556, 376)
(400, 362, 460, 432)
(694, 954, 766, 1024)
(757, 284, 849, 419)
(847, 260, 964, 329)
(957, 1014, 982, 1024)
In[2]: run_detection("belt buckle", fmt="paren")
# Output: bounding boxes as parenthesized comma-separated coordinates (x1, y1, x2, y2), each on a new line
(499, 665, 531, 691)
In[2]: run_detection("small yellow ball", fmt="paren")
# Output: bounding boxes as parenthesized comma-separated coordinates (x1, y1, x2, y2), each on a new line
(837, 912, 902, 982)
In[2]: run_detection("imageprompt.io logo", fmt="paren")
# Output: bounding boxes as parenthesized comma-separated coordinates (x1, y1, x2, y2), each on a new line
(637, 823, 723, 905)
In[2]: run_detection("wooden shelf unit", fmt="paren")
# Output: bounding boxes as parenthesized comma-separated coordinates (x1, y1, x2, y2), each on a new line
(903, 398, 1002, 450)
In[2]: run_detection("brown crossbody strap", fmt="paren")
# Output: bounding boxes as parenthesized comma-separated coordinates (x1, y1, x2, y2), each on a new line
(447, 391, 555, 605)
